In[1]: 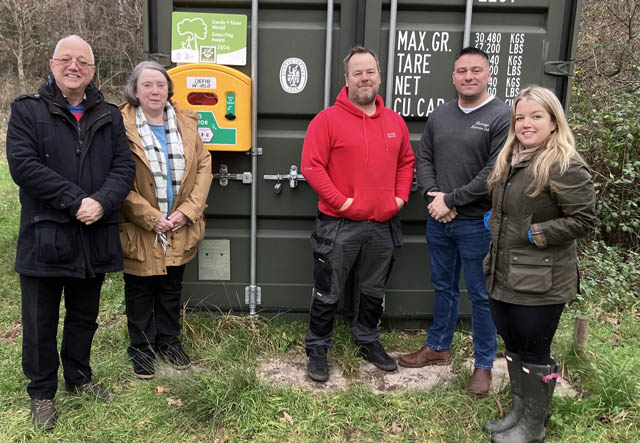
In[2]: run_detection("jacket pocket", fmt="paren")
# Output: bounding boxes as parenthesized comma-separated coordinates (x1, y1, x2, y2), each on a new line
(508, 248, 553, 294)
(344, 188, 397, 221)
(310, 218, 341, 255)
(36, 225, 73, 263)
(184, 216, 206, 251)
(119, 222, 145, 261)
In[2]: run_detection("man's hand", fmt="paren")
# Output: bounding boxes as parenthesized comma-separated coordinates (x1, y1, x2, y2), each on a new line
(153, 217, 174, 234)
(438, 207, 458, 223)
(427, 192, 452, 220)
(395, 197, 405, 210)
(76, 197, 104, 225)
(339, 198, 354, 212)
(168, 210, 188, 232)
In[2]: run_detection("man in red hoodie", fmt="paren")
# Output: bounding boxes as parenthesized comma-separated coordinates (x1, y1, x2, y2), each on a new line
(301, 46, 415, 382)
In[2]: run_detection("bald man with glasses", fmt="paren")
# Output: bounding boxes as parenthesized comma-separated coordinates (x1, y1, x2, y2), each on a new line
(6, 35, 135, 429)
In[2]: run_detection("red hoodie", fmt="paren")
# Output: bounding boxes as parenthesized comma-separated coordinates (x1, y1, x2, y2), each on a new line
(301, 86, 415, 222)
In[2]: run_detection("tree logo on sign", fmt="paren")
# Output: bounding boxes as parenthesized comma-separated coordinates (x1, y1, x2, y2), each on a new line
(177, 18, 207, 52)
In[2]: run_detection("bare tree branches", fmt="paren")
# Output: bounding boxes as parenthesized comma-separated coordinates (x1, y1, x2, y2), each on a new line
(576, 0, 640, 103)
(0, 0, 144, 99)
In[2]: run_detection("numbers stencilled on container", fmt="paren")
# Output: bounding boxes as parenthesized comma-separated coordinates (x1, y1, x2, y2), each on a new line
(473, 31, 528, 106)
(477, 0, 516, 3)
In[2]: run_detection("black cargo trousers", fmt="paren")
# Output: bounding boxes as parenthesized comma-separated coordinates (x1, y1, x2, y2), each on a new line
(304, 212, 403, 350)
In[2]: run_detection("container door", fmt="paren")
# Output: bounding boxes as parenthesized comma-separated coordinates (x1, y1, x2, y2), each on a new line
(361, 0, 581, 325)
(160, 1, 360, 318)
(145, 0, 581, 326)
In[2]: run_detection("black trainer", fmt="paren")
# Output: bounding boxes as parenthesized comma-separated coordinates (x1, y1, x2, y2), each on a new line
(131, 351, 155, 380)
(158, 342, 192, 369)
(358, 341, 398, 371)
(307, 347, 329, 382)
(31, 399, 56, 429)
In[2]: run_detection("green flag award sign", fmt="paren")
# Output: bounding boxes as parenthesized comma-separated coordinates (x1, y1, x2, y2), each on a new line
(171, 12, 247, 66)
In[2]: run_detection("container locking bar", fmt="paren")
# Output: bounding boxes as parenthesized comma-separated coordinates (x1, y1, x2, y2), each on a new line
(544, 60, 574, 77)
(263, 165, 306, 194)
(213, 164, 252, 187)
(245, 285, 261, 305)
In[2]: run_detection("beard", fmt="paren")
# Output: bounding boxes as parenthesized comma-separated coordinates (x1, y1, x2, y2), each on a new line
(349, 84, 378, 106)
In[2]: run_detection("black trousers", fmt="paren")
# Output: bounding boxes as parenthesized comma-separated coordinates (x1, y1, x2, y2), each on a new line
(305, 215, 396, 349)
(21, 274, 105, 399)
(123, 265, 185, 358)
(490, 298, 565, 365)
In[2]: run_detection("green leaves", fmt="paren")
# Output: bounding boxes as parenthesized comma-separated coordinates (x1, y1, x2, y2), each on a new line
(571, 86, 640, 249)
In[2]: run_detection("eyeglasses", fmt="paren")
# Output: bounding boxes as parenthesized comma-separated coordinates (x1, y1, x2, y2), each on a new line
(52, 56, 95, 69)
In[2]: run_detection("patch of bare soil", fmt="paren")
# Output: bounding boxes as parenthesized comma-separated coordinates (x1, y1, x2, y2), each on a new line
(257, 352, 577, 397)
(0, 321, 21, 344)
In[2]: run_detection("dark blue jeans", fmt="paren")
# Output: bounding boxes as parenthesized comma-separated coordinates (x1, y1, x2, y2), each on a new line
(425, 216, 496, 369)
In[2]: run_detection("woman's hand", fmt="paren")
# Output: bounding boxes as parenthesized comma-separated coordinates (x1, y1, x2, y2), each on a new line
(153, 216, 174, 234)
(168, 210, 188, 231)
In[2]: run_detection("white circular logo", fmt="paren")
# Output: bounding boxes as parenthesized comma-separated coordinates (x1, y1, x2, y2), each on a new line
(279, 58, 308, 94)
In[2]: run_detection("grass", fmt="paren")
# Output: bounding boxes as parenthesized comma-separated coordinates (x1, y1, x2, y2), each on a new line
(0, 157, 639, 442)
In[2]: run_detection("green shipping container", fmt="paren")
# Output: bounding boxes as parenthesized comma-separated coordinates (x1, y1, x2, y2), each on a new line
(144, 0, 582, 327)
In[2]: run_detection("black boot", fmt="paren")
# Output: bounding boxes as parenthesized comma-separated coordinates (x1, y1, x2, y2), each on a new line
(492, 361, 559, 443)
(483, 352, 525, 435)
(307, 347, 329, 382)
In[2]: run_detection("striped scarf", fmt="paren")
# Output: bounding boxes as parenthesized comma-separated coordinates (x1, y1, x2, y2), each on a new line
(135, 103, 185, 216)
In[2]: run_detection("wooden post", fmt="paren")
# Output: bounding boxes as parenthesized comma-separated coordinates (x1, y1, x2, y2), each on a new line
(573, 315, 589, 350)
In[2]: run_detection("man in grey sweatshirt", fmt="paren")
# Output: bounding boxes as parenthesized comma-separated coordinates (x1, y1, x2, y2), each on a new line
(398, 47, 510, 397)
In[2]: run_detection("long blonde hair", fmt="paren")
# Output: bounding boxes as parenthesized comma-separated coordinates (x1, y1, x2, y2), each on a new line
(487, 86, 577, 197)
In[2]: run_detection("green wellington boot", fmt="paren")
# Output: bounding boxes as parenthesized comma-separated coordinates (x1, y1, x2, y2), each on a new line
(483, 352, 525, 435)
(492, 361, 559, 443)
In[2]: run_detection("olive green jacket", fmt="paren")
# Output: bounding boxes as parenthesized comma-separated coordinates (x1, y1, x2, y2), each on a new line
(484, 154, 596, 305)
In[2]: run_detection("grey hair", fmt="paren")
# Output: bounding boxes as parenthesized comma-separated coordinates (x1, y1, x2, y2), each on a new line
(52, 35, 95, 64)
(124, 61, 174, 107)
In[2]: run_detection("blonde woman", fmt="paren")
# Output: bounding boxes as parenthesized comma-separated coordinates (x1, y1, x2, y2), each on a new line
(483, 87, 595, 442)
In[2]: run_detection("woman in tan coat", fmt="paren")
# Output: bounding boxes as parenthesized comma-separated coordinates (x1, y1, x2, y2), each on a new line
(119, 61, 212, 379)
(483, 87, 595, 442)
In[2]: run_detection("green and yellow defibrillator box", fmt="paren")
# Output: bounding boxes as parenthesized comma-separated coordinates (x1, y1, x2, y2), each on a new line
(168, 63, 251, 152)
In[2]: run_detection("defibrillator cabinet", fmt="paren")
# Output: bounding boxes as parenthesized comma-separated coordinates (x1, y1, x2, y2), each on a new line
(168, 63, 251, 152)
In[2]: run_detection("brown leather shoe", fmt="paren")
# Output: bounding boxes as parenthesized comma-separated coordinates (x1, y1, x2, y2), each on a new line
(398, 346, 451, 368)
(467, 368, 492, 397)
(31, 399, 56, 429)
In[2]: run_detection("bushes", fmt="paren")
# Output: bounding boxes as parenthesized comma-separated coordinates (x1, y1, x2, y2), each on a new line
(571, 87, 640, 249)
(578, 241, 640, 311)
(570, 0, 640, 250)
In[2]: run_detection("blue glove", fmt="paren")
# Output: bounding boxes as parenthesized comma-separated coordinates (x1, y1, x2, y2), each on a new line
(483, 211, 491, 230)
(528, 229, 534, 244)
